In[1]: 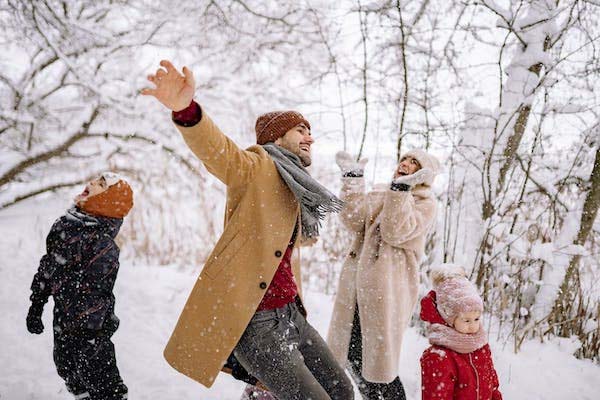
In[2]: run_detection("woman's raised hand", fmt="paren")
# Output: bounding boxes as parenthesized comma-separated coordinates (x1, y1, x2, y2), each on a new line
(392, 168, 434, 187)
(141, 60, 195, 112)
(335, 151, 368, 176)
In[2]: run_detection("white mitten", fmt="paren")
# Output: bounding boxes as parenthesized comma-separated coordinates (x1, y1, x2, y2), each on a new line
(335, 151, 368, 176)
(392, 168, 434, 187)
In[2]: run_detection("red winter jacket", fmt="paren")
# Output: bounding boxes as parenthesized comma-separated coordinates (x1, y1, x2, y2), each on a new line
(420, 291, 502, 400)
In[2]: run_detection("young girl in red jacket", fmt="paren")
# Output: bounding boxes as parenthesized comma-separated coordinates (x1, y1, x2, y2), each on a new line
(420, 264, 502, 400)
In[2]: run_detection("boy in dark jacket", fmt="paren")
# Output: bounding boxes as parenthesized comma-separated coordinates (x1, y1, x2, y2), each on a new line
(26, 173, 133, 400)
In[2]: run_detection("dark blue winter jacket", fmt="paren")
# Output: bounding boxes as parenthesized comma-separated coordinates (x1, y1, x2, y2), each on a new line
(30, 207, 123, 334)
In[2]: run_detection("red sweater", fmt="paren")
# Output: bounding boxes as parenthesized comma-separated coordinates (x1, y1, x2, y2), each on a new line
(173, 101, 299, 311)
(420, 292, 502, 400)
(256, 243, 298, 310)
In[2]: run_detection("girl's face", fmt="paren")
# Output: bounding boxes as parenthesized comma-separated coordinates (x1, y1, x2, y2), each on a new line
(394, 156, 421, 179)
(453, 311, 482, 334)
(74, 176, 108, 205)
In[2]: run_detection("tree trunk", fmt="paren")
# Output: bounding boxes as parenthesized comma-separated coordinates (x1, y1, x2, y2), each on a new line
(551, 145, 600, 335)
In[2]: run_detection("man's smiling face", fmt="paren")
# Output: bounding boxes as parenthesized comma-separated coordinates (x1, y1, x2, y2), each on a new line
(275, 123, 314, 167)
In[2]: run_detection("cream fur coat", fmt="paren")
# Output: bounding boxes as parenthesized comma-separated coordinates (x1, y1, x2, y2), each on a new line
(327, 177, 437, 383)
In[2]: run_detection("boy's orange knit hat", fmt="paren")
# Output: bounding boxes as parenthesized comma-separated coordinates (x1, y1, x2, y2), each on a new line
(80, 178, 133, 219)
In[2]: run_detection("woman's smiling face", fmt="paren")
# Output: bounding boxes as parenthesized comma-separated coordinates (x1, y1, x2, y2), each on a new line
(394, 155, 421, 179)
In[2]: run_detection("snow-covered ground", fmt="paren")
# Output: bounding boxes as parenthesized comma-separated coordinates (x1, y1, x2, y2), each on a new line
(1, 200, 599, 399)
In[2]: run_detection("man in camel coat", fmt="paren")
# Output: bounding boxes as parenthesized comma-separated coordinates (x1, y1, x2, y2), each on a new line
(327, 150, 440, 399)
(142, 60, 353, 400)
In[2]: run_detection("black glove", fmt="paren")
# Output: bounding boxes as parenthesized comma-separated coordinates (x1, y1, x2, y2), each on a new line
(225, 353, 258, 385)
(26, 303, 44, 334)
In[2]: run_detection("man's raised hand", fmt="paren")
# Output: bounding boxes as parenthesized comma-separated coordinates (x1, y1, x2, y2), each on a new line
(141, 60, 195, 112)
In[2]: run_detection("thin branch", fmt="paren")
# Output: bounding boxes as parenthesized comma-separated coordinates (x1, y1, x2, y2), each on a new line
(0, 175, 95, 210)
(356, 0, 370, 160)
(86, 132, 202, 177)
(480, 0, 528, 49)
(396, 0, 409, 161)
(0, 107, 99, 188)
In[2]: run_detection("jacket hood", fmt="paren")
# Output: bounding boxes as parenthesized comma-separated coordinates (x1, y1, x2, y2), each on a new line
(400, 149, 441, 186)
(420, 290, 448, 326)
(66, 206, 123, 239)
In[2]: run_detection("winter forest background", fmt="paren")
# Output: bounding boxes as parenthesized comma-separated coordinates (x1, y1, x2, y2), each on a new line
(1, 0, 599, 399)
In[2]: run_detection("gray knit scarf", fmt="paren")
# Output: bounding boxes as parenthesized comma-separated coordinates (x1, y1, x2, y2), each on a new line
(262, 143, 344, 239)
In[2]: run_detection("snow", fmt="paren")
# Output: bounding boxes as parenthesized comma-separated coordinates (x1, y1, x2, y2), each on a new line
(0, 3, 597, 398)
(101, 172, 129, 188)
(1, 201, 600, 399)
(429, 347, 447, 358)
(429, 263, 467, 278)
(481, 0, 513, 22)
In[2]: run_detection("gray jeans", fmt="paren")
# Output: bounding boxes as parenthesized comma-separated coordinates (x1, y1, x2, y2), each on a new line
(233, 302, 354, 400)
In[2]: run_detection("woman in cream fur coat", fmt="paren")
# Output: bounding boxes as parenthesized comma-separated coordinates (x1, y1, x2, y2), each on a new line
(327, 149, 440, 399)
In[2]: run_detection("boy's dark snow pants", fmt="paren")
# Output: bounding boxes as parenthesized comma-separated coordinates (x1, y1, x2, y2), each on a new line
(53, 327, 128, 400)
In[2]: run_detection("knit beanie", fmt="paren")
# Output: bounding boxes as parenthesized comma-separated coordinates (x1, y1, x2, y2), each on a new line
(400, 149, 441, 186)
(430, 263, 483, 326)
(255, 111, 311, 145)
(80, 174, 133, 219)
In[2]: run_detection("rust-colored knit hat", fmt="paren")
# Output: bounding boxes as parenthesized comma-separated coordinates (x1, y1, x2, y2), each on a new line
(80, 179, 134, 219)
(255, 111, 311, 145)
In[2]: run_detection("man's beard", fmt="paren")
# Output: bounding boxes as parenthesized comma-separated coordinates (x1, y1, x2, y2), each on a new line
(294, 142, 312, 167)
(279, 141, 312, 167)
(298, 151, 312, 167)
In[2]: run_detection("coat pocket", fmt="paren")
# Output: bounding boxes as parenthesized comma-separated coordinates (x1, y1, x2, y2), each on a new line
(202, 230, 249, 280)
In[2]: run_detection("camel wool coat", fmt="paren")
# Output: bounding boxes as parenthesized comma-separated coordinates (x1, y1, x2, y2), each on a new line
(163, 107, 305, 388)
(327, 177, 437, 383)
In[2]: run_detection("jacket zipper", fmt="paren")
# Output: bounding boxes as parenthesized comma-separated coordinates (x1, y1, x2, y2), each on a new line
(469, 353, 480, 399)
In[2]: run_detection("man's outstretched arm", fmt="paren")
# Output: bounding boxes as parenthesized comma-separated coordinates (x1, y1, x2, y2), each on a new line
(142, 60, 260, 186)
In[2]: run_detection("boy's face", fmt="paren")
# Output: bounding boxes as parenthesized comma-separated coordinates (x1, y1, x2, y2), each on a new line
(453, 310, 482, 334)
(74, 177, 108, 205)
(274, 123, 314, 167)
(394, 155, 421, 179)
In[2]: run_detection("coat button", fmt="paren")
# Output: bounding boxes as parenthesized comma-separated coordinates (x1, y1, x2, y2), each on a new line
(349, 251, 357, 258)
(275, 250, 282, 257)
(259, 282, 267, 289)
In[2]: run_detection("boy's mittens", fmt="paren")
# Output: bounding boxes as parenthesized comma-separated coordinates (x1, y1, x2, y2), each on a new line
(26, 303, 44, 334)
